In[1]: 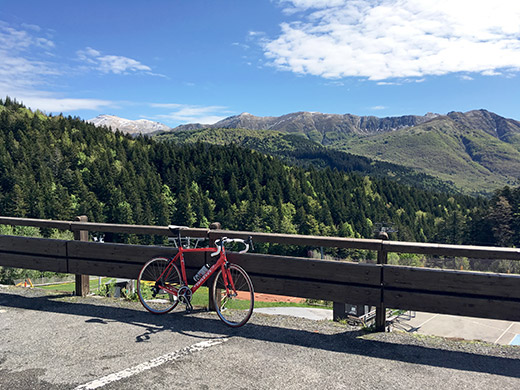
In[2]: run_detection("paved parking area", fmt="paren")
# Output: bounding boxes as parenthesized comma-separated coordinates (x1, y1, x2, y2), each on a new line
(391, 311, 520, 345)
(1, 286, 519, 390)
(249, 306, 520, 346)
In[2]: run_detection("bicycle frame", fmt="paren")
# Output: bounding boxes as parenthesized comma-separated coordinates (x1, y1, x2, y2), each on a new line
(157, 245, 235, 298)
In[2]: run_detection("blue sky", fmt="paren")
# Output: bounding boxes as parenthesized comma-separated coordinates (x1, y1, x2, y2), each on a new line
(1, 0, 520, 127)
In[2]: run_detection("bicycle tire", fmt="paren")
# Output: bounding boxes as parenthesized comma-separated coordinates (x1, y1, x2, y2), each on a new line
(212, 264, 254, 327)
(137, 257, 181, 314)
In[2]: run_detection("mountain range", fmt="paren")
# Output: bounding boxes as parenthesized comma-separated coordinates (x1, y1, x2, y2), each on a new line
(173, 109, 520, 145)
(173, 111, 441, 138)
(91, 109, 520, 195)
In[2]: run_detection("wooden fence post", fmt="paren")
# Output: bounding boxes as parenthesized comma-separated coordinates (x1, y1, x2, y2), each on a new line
(333, 302, 348, 321)
(375, 232, 388, 331)
(207, 222, 222, 311)
(74, 215, 90, 296)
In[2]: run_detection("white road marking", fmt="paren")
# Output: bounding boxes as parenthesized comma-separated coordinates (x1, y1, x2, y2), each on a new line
(415, 313, 439, 329)
(74, 338, 228, 390)
(494, 323, 515, 344)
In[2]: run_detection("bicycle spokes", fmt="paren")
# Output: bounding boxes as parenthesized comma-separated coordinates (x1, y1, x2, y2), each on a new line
(137, 258, 181, 314)
(212, 264, 254, 327)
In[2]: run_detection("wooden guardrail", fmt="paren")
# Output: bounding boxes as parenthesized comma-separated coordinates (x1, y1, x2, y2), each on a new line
(1, 215, 520, 330)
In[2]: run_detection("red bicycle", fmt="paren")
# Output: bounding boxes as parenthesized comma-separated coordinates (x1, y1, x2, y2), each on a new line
(137, 226, 254, 327)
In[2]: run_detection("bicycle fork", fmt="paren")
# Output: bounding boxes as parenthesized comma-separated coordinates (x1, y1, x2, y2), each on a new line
(222, 264, 237, 298)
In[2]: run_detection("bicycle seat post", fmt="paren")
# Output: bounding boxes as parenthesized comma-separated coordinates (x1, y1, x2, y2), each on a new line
(177, 229, 183, 249)
(168, 225, 187, 249)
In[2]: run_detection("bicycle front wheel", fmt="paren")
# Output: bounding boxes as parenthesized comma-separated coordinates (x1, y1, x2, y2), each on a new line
(137, 257, 181, 314)
(212, 264, 254, 327)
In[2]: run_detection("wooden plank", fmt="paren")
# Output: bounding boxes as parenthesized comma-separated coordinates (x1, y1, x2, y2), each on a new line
(68, 259, 145, 279)
(249, 275, 381, 305)
(67, 241, 206, 277)
(67, 241, 206, 266)
(385, 290, 520, 322)
(226, 252, 381, 286)
(0, 252, 67, 273)
(67, 241, 177, 263)
(209, 230, 382, 251)
(384, 265, 520, 299)
(70, 222, 209, 238)
(69, 259, 201, 280)
(0, 235, 67, 257)
(384, 241, 520, 260)
(0, 216, 210, 237)
(0, 216, 72, 230)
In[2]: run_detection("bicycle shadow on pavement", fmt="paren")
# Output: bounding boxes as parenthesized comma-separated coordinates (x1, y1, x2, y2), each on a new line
(1, 288, 519, 380)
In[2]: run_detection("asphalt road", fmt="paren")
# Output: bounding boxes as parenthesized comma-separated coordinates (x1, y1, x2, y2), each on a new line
(1, 285, 519, 390)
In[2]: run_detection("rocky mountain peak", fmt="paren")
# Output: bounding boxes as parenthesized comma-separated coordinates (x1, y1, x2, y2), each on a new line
(88, 115, 171, 135)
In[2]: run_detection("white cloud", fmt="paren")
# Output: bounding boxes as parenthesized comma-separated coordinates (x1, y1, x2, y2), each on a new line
(151, 103, 231, 125)
(77, 47, 155, 75)
(0, 24, 115, 113)
(265, 0, 520, 80)
(21, 23, 42, 32)
(248, 31, 266, 38)
(377, 81, 400, 86)
(20, 95, 113, 113)
(0, 23, 61, 95)
(0, 78, 114, 112)
(482, 70, 502, 76)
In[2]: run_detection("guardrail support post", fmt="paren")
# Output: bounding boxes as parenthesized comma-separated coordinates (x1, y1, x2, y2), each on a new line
(333, 302, 348, 321)
(74, 215, 89, 297)
(375, 232, 388, 331)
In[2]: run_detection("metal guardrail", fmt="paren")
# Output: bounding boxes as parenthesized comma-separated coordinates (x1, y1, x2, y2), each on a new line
(1, 215, 519, 330)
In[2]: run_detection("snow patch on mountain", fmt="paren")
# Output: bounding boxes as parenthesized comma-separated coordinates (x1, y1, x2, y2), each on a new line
(88, 115, 171, 135)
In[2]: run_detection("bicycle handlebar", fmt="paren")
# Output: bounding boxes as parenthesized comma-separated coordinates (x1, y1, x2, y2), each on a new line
(210, 237, 253, 257)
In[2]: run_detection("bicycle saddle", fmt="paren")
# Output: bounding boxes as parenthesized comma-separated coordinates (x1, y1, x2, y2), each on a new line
(168, 225, 188, 234)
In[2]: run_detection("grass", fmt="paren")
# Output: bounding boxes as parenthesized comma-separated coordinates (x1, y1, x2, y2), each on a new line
(37, 281, 331, 310)
(191, 286, 331, 310)
(39, 277, 115, 293)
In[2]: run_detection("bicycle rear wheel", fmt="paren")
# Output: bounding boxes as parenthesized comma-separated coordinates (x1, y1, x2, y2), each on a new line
(212, 264, 254, 327)
(137, 257, 181, 314)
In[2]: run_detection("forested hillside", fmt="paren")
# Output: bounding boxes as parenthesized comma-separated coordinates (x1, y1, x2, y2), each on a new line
(156, 127, 457, 193)
(1, 98, 517, 250)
